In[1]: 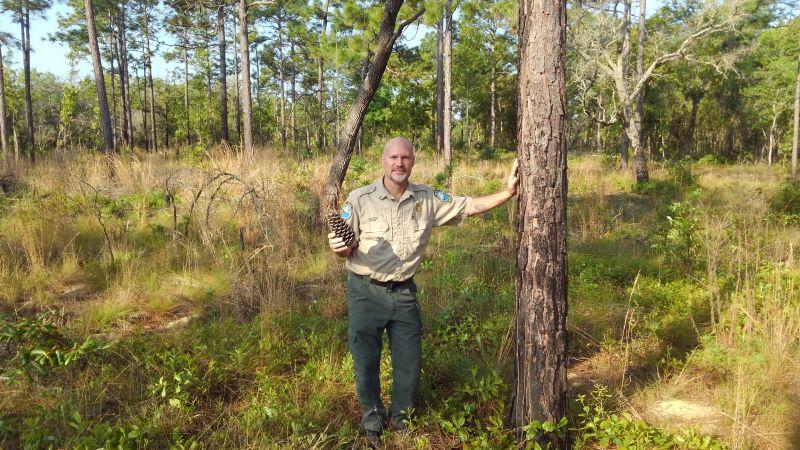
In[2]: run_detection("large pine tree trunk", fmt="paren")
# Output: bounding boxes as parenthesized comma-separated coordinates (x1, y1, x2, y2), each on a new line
(290, 42, 297, 150)
(443, 0, 452, 181)
(792, 41, 799, 180)
(239, 0, 253, 158)
(85, 0, 115, 154)
(233, 12, 241, 142)
(218, 4, 229, 144)
(511, 0, 568, 447)
(321, 0, 422, 213)
(0, 44, 9, 161)
(21, 3, 35, 162)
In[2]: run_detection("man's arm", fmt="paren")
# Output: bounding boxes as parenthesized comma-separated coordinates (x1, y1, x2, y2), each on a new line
(466, 158, 519, 217)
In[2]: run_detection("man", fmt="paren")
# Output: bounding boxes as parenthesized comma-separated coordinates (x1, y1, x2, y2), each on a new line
(328, 137, 518, 441)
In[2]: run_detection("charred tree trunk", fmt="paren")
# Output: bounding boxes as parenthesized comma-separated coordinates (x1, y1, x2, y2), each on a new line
(219, 3, 229, 144)
(239, 0, 253, 158)
(511, 0, 568, 447)
(321, 1, 422, 213)
(85, 0, 115, 154)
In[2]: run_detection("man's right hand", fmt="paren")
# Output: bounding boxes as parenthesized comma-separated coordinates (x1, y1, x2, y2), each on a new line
(328, 232, 353, 257)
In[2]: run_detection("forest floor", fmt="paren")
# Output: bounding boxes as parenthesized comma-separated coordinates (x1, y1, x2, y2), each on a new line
(0, 146, 798, 449)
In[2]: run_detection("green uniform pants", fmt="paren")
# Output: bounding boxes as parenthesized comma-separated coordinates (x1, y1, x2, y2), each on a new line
(347, 272, 422, 432)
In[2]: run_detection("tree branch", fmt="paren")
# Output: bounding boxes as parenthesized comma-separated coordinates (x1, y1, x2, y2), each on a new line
(392, 9, 425, 44)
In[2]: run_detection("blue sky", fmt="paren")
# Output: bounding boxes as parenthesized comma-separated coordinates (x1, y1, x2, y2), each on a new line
(1, 1, 657, 82)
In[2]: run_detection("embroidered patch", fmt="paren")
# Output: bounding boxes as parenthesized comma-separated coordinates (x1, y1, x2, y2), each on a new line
(339, 202, 353, 220)
(434, 190, 452, 203)
(415, 202, 422, 213)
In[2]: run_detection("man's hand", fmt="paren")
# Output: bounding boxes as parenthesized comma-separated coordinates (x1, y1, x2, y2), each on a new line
(466, 158, 520, 216)
(328, 232, 353, 257)
(507, 158, 519, 195)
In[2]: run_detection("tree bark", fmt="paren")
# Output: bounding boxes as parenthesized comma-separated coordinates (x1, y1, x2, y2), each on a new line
(21, 2, 35, 161)
(85, 0, 115, 154)
(233, 12, 242, 143)
(0, 44, 9, 162)
(291, 41, 297, 150)
(436, 15, 444, 156)
(443, 0, 453, 183)
(635, 0, 646, 147)
(239, 0, 253, 158)
(511, 0, 568, 447)
(321, 1, 423, 214)
(219, 3, 229, 144)
(792, 40, 799, 180)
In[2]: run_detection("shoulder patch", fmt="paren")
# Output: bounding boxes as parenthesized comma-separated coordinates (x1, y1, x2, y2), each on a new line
(434, 189, 452, 203)
(340, 202, 353, 220)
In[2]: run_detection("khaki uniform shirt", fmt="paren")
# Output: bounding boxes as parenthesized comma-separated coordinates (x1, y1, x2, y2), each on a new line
(341, 178, 471, 282)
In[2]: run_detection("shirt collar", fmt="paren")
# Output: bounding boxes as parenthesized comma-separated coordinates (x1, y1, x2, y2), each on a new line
(376, 177, 417, 201)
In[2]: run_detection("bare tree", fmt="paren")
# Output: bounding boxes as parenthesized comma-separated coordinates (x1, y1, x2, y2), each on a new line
(572, 0, 743, 182)
(320, 1, 424, 214)
(511, 0, 568, 447)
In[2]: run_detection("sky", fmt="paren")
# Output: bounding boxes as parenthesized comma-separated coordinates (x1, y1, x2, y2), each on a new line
(0, 1, 659, 82)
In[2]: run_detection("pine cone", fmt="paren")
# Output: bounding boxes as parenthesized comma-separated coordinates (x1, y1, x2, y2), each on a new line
(327, 211, 356, 248)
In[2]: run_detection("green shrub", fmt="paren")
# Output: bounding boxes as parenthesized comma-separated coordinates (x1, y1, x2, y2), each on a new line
(769, 180, 800, 215)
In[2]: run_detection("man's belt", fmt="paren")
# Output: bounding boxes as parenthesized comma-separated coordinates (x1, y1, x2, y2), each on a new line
(355, 273, 413, 290)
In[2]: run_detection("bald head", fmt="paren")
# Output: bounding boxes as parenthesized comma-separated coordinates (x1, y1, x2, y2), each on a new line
(383, 137, 415, 157)
(381, 137, 415, 185)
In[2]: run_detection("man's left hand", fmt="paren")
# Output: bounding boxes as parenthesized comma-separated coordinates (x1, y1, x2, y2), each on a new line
(507, 158, 519, 195)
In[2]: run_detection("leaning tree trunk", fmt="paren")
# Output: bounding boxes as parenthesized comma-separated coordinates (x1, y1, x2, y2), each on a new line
(239, 0, 253, 158)
(511, 0, 568, 447)
(218, 3, 229, 144)
(792, 40, 799, 180)
(0, 44, 9, 161)
(85, 0, 115, 154)
(321, 0, 423, 214)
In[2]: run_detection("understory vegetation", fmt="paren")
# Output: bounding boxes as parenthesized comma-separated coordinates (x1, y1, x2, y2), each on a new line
(0, 147, 798, 449)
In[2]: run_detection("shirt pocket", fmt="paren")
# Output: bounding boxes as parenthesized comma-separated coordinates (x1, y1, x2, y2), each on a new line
(361, 219, 389, 240)
(413, 220, 431, 247)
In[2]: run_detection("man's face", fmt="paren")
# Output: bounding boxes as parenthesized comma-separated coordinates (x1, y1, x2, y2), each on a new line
(381, 142, 415, 184)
